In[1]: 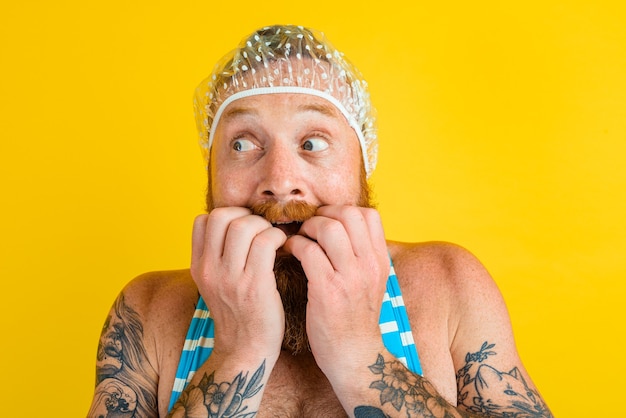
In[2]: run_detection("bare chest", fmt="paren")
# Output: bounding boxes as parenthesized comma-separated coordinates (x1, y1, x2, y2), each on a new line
(256, 352, 347, 418)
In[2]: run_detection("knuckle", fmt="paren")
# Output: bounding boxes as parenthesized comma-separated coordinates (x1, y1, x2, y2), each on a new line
(320, 218, 344, 235)
(207, 207, 231, 224)
(227, 216, 248, 233)
(208, 206, 228, 217)
(230, 215, 270, 234)
(334, 205, 360, 221)
(300, 239, 321, 257)
(251, 229, 278, 248)
(190, 264, 211, 284)
(342, 205, 361, 216)
(361, 207, 380, 222)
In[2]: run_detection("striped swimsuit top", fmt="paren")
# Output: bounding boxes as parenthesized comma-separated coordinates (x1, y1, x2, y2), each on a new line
(168, 258, 422, 411)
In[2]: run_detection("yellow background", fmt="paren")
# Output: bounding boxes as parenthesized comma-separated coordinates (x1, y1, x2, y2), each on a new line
(1, 1, 624, 416)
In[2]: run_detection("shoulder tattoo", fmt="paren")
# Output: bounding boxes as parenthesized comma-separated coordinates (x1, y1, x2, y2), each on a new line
(89, 293, 158, 418)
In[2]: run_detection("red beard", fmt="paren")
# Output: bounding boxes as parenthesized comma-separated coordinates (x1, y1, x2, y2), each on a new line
(250, 200, 318, 354)
(207, 171, 372, 354)
(250, 200, 318, 230)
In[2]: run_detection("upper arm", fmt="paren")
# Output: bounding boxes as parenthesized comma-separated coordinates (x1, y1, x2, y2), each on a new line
(87, 275, 160, 418)
(445, 244, 552, 417)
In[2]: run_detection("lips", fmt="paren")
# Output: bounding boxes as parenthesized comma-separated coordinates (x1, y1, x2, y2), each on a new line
(272, 221, 303, 237)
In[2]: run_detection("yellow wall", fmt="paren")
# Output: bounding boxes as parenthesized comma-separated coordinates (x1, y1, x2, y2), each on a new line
(1, 1, 624, 416)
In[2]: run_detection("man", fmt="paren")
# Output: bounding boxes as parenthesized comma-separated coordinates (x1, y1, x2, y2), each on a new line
(88, 25, 552, 418)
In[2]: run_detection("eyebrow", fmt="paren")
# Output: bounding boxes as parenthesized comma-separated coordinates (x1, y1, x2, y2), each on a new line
(296, 102, 340, 118)
(222, 106, 258, 121)
(221, 99, 341, 122)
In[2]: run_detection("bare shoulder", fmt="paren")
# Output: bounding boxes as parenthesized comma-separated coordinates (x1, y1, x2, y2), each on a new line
(387, 240, 509, 343)
(388, 241, 553, 416)
(121, 269, 198, 327)
(386, 241, 509, 370)
(388, 240, 487, 274)
(386, 240, 506, 354)
(88, 269, 198, 418)
(387, 240, 499, 301)
(120, 269, 200, 384)
(121, 268, 197, 307)
(115, 269, 199, 347)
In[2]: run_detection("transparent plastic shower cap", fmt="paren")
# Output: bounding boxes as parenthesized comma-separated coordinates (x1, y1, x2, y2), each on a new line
(193, 24, 378, 177)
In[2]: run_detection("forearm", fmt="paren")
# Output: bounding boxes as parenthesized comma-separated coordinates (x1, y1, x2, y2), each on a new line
(329, 350, 476, 418)
(166, 352, 274, 418)
(333, 349, 553, 418)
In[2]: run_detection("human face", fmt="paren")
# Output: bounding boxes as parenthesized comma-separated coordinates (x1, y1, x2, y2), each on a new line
(208, 93, 364, 211)
(96, 314, 124, 378)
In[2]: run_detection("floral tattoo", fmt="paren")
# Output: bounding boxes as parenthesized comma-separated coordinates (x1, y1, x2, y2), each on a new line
(356, 341, 553, 418)
(168, 360, 266, 418)
(361, 354, 469, 418)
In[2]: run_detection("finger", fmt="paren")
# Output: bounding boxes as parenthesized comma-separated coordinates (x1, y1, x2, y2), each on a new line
(283, 234, 334, 279)
(191, 214, 209, 266)
(221, 214, 274, 271)
(360, 207, 388, 256)
(244, 227, 288, 277)
(297, 215, 353, 271)
(204, 207, 252, 259)
(315, 206, 375, 258)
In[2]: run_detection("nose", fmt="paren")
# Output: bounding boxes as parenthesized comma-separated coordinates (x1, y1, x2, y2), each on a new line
(256, 143, 306, 201)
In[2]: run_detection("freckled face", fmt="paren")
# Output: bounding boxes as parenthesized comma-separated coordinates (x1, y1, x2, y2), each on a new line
(209, 93, 364, 209)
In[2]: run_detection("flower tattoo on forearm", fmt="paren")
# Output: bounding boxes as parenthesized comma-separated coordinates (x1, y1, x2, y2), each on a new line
(168, 360, 266, 418)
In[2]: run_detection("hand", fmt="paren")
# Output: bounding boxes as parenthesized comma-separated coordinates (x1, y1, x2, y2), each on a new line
(191, 208, 288, 362)
(283, 206, 390, 379)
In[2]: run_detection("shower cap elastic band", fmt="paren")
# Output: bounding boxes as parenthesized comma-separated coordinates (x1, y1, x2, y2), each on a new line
(193, 24, 378, 177)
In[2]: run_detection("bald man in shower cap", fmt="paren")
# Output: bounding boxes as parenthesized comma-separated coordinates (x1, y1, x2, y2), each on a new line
(88, 25, 553, 418)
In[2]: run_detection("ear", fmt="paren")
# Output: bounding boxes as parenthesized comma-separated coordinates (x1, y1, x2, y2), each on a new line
(476, 364, 502, 392)
(508, 367, 528, 386)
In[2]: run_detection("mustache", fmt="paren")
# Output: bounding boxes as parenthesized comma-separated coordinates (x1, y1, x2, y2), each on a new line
(250, 200, 318, 224)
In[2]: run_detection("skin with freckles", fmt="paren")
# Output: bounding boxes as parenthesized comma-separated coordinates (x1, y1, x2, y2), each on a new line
(208, 93, 364, 211)
(88, 92, 552, 418)
(205, 93, 375, 359)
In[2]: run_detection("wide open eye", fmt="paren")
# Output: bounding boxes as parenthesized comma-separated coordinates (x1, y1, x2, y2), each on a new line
(302, 137, 329, 152)
(232, 138, 257, 152)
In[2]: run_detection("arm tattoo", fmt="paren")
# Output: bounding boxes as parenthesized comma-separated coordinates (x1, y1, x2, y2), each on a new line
(457, 342, 552, 417)
(89, 293, 157, 418)
(355, 342, 552, 418)
(356, 354, 473, 418)
(168, 360, 266, 418)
